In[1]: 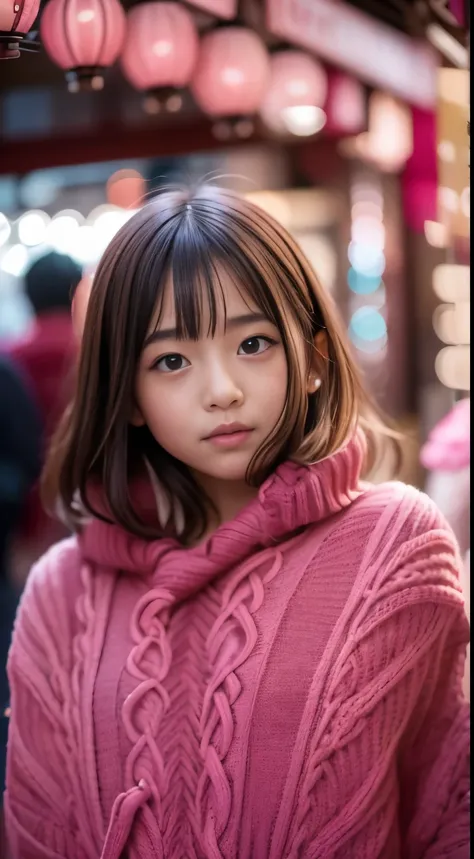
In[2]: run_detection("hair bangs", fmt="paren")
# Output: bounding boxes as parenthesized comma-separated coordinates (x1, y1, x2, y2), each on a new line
(166, 218, 225, 341)
(149, 210, 290, 345)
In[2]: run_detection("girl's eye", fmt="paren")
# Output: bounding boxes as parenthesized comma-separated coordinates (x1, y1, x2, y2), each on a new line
(154, 354, 190, 373)
(238, 336, 275, 356)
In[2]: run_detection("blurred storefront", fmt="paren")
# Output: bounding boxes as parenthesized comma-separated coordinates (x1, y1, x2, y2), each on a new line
(403, 64, 470, 456)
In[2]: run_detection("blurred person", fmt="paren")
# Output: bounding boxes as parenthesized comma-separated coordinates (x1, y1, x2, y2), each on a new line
(0, 356, 41, 814)
(5, 252, 82, 564)
(4, 187, 470, 858)
(421, 396, 470, 698)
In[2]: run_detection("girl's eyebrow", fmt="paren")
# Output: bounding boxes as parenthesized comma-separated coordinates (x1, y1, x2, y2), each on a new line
(143, 312, 269, 347)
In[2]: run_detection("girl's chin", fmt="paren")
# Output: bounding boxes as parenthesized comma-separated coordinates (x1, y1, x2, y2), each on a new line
(190, 457, 253, 484)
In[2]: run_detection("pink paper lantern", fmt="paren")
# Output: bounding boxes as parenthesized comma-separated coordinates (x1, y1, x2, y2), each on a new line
(260, 50, 328, 136)
(191, 26, 270, 138)
(121, 2, 198, 114)
(0, 0, 41, 59)
(325, 72, 367, 136)
(40, 0, 125, 91)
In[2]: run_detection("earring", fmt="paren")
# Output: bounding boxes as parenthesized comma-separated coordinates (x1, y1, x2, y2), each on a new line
(310, 377, 321, 392)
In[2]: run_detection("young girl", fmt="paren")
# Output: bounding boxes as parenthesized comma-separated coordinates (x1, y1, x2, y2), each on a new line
(4, 186, 469, 859)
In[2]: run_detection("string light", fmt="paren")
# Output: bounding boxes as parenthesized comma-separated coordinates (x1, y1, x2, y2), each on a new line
(424, 220, 449, 249)
(433, 266, 470, 391)
(435, 346, 470, 390)
(347, 175, 387, 357)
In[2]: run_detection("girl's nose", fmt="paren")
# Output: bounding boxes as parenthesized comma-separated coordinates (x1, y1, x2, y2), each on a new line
(203, 365, 244, 411)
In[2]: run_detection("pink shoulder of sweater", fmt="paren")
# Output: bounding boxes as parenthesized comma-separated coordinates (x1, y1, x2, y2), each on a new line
(350, 479, 462, 550)
(19, 536, 83, 608)
(8, 537, 84, 673)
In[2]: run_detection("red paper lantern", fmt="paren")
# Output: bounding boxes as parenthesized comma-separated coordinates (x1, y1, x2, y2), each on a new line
(121, 1, 198, 115)
(260, 50, 328, 137)
(40, 0, 125, 92)
(191, 26, 270, 139)
(0, 0, 41, 59)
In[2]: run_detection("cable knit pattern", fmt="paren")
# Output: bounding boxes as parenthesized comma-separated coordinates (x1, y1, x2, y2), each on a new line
(196, 548, 284, 857)
(4, 436, 470, 859)
(282, 507, 467, 858)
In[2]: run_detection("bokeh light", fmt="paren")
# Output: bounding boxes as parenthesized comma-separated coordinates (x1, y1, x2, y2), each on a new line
(46, 211, 82, 255)
(106, 169, 145, 209)
(18, 211, 50, 247)
(347, 268, 382, 295)
(0, 214, 11, 248)
(348, 242, 386, 278)
(349, 305, 387, 342)
(1, 244, 29, 277)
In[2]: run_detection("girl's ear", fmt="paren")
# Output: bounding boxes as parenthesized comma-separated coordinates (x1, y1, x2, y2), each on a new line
(306, 330, 329, 394)
(314, 329, 329, 362)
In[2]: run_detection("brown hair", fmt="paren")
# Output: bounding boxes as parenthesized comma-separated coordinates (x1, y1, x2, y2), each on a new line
(43, 184, 398, 543)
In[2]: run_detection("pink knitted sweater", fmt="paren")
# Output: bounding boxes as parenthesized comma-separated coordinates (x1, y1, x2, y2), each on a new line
(4, 436, 470, 858)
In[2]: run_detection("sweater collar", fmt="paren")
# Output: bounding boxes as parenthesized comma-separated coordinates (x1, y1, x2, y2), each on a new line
(80, 432, 366, 601)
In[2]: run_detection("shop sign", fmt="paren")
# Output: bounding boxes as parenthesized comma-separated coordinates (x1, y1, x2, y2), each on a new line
(266, 0, 438, 109)
(185, 0, 237, 17)
(437, 69, 470, 239)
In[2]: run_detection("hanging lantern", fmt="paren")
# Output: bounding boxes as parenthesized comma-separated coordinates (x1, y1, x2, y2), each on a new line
(40, 0, 126, 92)
(121, 1, 198, 115)
(0, 0, 41, 59)
(191, 26, 270, 140)
(325, 72, 366, 136)
(260, 50, 328, 138)
(362, 92, 413, 172)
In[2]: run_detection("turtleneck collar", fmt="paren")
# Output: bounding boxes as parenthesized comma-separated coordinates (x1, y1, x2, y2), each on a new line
(80, 433, 366, 603)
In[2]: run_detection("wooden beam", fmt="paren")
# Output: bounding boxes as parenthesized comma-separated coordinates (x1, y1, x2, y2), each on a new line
(0, 118, 268, 175)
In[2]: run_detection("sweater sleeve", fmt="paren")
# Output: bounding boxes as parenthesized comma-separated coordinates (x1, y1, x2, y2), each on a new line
(397, 551, 470, 857)
(363, 503, 470, 858)
(4, 540, 90, 859)
(293, 488, 470, 859)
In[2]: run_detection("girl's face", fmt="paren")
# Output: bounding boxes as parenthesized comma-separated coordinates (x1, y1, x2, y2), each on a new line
(133, 271, 292, 487)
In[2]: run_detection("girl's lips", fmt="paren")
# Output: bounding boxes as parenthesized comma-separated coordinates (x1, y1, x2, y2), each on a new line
(204, 429, 253, 448)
